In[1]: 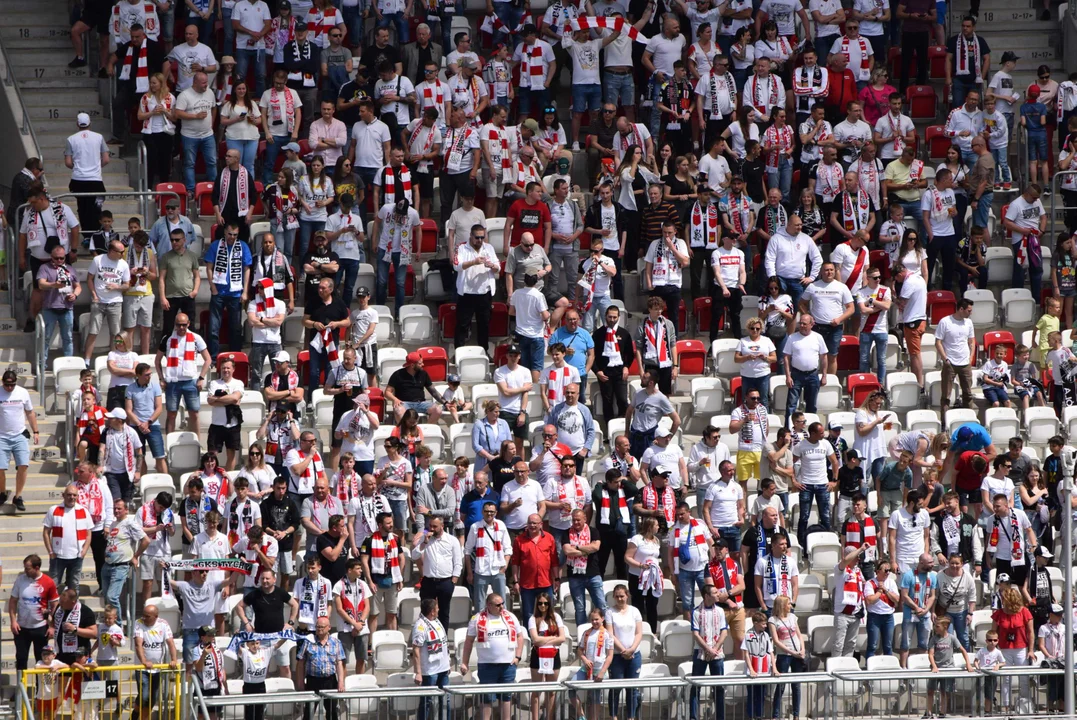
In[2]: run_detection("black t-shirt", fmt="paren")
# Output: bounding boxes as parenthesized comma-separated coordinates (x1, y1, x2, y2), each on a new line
(377, 166, 407, 204)
(283, 41, 322, 91)
(742, 158, 767, 203)
(337, 80, 366, 128)
(301, 248, 340, 301)
(261, 494, 301, 552)
(627, 0, 661, 36)
(56, 601, 96, 663)
(360, 44, 401, 78)
(243, 587, 291, 632)
(741, 525, 789, 608)
(487, 455, 523, 493)
(316, 533, 348, 586)
(386, 367, 433, 403)
(413, 44, 433, 85)
(590, 482, 639, 535)
(307, 296, 350, 327)
(837, 466, 864, 497)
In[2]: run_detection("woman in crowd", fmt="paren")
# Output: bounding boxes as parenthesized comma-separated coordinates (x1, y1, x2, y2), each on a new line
(625, 516, 663, 633)
(859, 67, 896, 128)
(734, 317, 777, 410)
(192, 450, 230, 508)
(392, 408, 425, 465)
(768, 595, 805, 718)
(615, 145, 648, 260)
(266, 168, 300, 260)
(605, 584, 643, 720)
(854, 391, 892, 487)
(663, 155, 697, 224)
(991, 585, 1034, 714)
(887, 429, 948, 487)
(793, 188, 827, 244)
(897, 228, 929, 280)
(219, 79, 262, 179)
(758, 276, 794, 350)
(137, 72, 176, 190)
(332, 156, 365, 213)
(105, 332, 139, 410)
(236, 442, 275, 498)
(335, 393, 379, 477)
(1019, 464, 1051, 546)
(297, 155, 335, 265)
(723, 106, 760, 162)
(528, 594, 566, 720)
(471, 400, 513, 476)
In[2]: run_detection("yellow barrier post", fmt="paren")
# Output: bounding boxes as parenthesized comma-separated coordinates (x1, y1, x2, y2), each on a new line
(21, 664, 185, 720)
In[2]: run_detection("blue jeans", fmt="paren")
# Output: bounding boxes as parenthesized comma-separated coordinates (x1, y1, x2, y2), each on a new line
(865, 611, 894, 659)
(42, 308, 73, 367)
(418, 671, 450, 720)
(263, 135, 290, 186)
(568, 574, 607, 627)
(297, 220, 325, 269)
(604, 72, 635, 108)
(766, 156, 793, 205)
(951, 75, 979, 110)
(49, 556, 83, 591)
(520, 586, 552, 624)
(718, 526, 742, 553)
(740, 374, 770, 411)
(972, 191, 993, 231)
(235, 48, 267, 96)
(747, 682, 765, 719)
(690, 654, 725, 720)
(514, 334, 546, 374)
(582, 293, 613, 331)
(608, 651, 641, 718)
(272, 221, 297, 261)
(376, 10, 408, 42)
(901, 612, 932, 650)
(519, 88, 550, 119)
(992, 148, 1012, 185)
(473, 573, 508, 610)
(341, 5, 364, 46)
(797, 485, 831, 546)
(868, 457, 886, 487)
(1012, 257, 1043, 301)
(491, 1, 523, 46)
(375, 248, 406, 313)
(859, 331, 888, 382)
(182, 135, 217, 193)
(164, 378, 200, 413)
(785, 368, 820, 426)
(208, 294, 242, 359)
(678, 568, 708, 612)
(336, 258, 361, 306)
(100, 561, 131, 623)
(948, 610, 971, 651)
(221, 7, 234, 53)
(226, 138, 258, 179)
(773, 655, 806, 717)
(777, 277, 806, 315)
(323, 64, 350, 103)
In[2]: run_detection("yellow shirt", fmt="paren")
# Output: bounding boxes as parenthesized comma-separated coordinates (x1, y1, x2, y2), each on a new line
(1036, 314, 1059, 356)
(123, 244, 156, 297)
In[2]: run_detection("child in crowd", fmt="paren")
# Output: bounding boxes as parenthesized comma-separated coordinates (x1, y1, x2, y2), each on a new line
(78, 369, 100, 404)
(441, 374, 472, 425)
(1011, 344, 1044, 410)
(1047, 331, 1075, 414)
(750, 478, 784, 525)
(957, 225, 988, 291)
(76, 389, 107, 465)
(332, 452, 360, 503)
(986, 52, 1021, 143)
(1021, 85, 1050, 190)
(742, 611, 778, 719)
(84, 210, 119, 255)
(981, 345, 1012, 408)
(974, 631, 1005, 715)
(124, 217, 142, 247)
(833, 451, 864, 528)
(926, 615, 971, 718)
(34, 646, 68, 720)
(1053, 232, 1077, 328)
(92, 605, 125, 667)
(1037, 603, 1066, 712)
(482, 43, 513, 109)
(880, 204, 907, 265)
(1034, 296, 1062, 364)
(982, 96, 1012, 191)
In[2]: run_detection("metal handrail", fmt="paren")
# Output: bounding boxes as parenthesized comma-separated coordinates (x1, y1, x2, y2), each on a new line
(4, 223, 15, 313)
(1049, 169, 1077, 238)
(681, 670, 835, 687)
(34, 314, 45, 401)
(200, 691, 321, 707)
(17, 679, 37, 720)
(137, 141, 149, 220)
(64, 389, 76, 479)
(0, 35, 43, 152)
(1016, 125, 1029, 189)
(189, 679, 213, 720)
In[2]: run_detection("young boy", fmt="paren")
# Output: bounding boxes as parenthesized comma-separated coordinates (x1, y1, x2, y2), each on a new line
(789, 412, 807, 445)
(825, 422, 848, 480)
(974, 631, 1005, 714)
(956, 225, 988, 291)
(540, 342, 582, 412)
(1011, 344, 1044, 409)
(1034, 297, 1062, 362)
(441, 373, 472, 424)
(123, 217, 142, 247)
(332, 452, 360, 502)
(982, 97, 1012, 191)
(34, 646, 69, 720)
(481, 42, 513, 110)
(981, 345, 1012, 408)
(194, 625, 227, 713)
(1021, 85, 1051, 190)
(1047, 331, 1075, 414)
(1037, 603, 1066, 711)
(78, 369, 101, 404)
(92, 605, 124, 667)
(293, 555, 333, 631)
(986, 51, 1021, 147)
(926, 615, 972, 718)
(225, 477, 262, 546)
(750, 478, 784, 525)
(282, 143, 308, 184)
(834, 450, 864, 528)
(880, 204, 908, 264)
(181, 477, 217, 556)
(742, 611, 779, 719)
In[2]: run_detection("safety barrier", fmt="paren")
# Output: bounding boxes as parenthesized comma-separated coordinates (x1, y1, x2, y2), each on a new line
(20, 664, 183, 720)
(1050, 169, 1077, 239)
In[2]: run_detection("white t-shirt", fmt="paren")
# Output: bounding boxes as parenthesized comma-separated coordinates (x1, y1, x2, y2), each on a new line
(865, 574, 899, 615)
(854, 0, 887, 35)
(783, 331, 828, 372)
(641, 444, 687, 489)
(549, 200, 577, 238)
(333, 575, 372, 633)
(512, 40, 556, 90)
(935, 314, 975, 366)
(376, 205, 421, 254)
(247, 299, 282, 344)
(606, 605, 643, 647)
(874, 112, 916, 159)
(601, 28, 633, 66)
(108, 350, 139, 388)
(754, 553, 800, 608)
(581, 255, 615, 297)
(89, 255, 132, 305)
(759, 0, 800, 35)
(705, 481, 744, 527)
(987, 510, 1031, 561)
(466, 612, 519, 664)
(644, 34, 687, 76)
(64, 131, 108, 182)
(493, 364, 532, 414)
(350, 120, 393, 170)
(792, 438, 834, 486)
(563, 36, 602, 85)
(325, 210, 364, 261)
(856, 284, 890, 334)
(500, 479, 545, 529)
(134, 618, 174, 664)
(168, 42, 217, 91)
(711, 247, 745, 287)
(239, 645, 273, 683)
(802, 279, 853, 325)
(809, 0, 843, 35)
(510, 288, 549, 340)
(232, 0, 272, 49)
(374, 75, 417, 126)
(411, 616, 450, 674)
(890, 506, 930, 565)
(670, 520, 713, 572)
(1004, 195, 1046, 244)
(735, 337, 776, 379)
(698, 153, 732, 192)
(207, 378, 244, 427)
(730, 404, 767, 451)
(645, 238, 688, 288)
(19, 203, 80, 260)
(175, 87, 217, 138)
(981, 475, 1015, 508)
(543, 476, 591, 530)
(899, 274, 927, 323)
(853, 408, 888, 468)
(920, 187, 957, 236)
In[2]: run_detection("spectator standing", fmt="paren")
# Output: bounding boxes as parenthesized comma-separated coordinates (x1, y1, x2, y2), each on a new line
(896, 265, 928, 389)
(203, 226, 251, 360)
(935, 299, 977, 414)
(464, 501, 513, 608)
(84, 241, 132, 365)
(945, 17, 990, 109)
(510, 514, 559, 621)
(173, 72, 217, 197)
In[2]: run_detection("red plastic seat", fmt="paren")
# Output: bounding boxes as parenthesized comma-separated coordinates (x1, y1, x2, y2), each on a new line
(838, 335, 861, 372)
(493, 343, 510, 369)
(906, 85, 938, 120)
(925, 125, 950, 160)
(418, 219, 439, 255)
(627, 355, 641, 377)
(694, 297, 713, 336)
(887, 46, 902, 77)
(676, 339, 706, 376)
(438, 303, 457, 342)
(579, 231, 591, 251)
(847, 373, 881, 407)
(198, 309, 232, 340)
(367, 387, 385, 419)
(252, 181, 265, 216)
(295, 350, 325, 388)
(927, 290, 956, 325)
(195, 181, 215, 217)
(217, 351, 250, 385)
(490, 302, 510, 338)
(928, 46, 947, 79)
(387, 264, 416, 299)
(155, 182, 187, 216)
(730, 376, 743, 406)
(417, 346, 448, 382)
(869, 250, 892, 282)
(983, 331, 1017, 364)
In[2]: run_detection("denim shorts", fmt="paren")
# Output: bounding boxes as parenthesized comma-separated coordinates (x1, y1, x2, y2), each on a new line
(0, 433, 30, 470)
(138, 423, 166, 459)
(477, 662, 517, 702)
(403, 400, 434, 414)
(514, 334, 546, 374)
(983, 386, 1009, 404)
(1028, 132, 1048, 162)
(165, 378, 200, 413)
(604, 72, 635, 107)
(816, 323, 844, 356)
(389, 498, 409, 532)
(1015, 384, 1041, 399)
(182, 629, 203, 664)
(572, 84, 603, 113)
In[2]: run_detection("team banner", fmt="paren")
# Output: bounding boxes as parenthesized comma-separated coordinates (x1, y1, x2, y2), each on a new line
(160, 558, 257, 599)
(570, 16, 650, 43)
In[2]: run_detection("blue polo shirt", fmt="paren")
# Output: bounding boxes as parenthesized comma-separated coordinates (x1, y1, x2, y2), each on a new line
(203, 238, 252, 298)
(460, 487, 500, 532)
(125, 381, 162, 426)
(950, 423, 992, 453)
(548, 327, 594, 380)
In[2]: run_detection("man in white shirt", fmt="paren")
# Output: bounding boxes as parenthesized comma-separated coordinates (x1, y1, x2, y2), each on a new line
(64, 114, 111, 233)
(18, 187, 81, 332)
(742, 57, 787, 123)
(856, 267, 891, 380)
(888, 487, 931, 572)
(348, 99, 392, 188)
(513, 24, 557, 118)
(562, 29, 611, 150)
(873, 91, 916, 164)
(896, 265, 928, 388)
(169, 24, 218, 92)
(944, 88, 984, 167)
(935, 298, 976, 414)
(232, 0, 271, 94)
(612, 116, 654, 165)
(84, 240, 132, 365)
(453, 223, 499, 351)
(499, 460, 546, 532)
(753, 533, 799, 610)
(510, 270, 551, 381)
(642, 15, 688, 134)
(833, 100, 873, 165)
(696, 55, 737, 148)
(799, 262, 854, 375)
(763, 214, 823, 328)
(411, 516, 462, 629)
(811, 0, 846, 61)
(206, 357, 244, 470)
(494, 346, 534, 442)
(670, 500, 715, 618)
(985, 493, 1037, 586)
(440, 104, 482, 210)
(1002, 184, 1047, 293)
(793, 421, 838, 546)
(257, 69, 301, 185)
(783, 314, 829, 427)
(640, 427, 689, 492)
(920, 167, 959, 293)
(480, 105, 516, 217)
(373, 61, 418, 139)
(702, 459, 744, 549)
(42, 483, 95, 590)
(644, 220, 691, 327)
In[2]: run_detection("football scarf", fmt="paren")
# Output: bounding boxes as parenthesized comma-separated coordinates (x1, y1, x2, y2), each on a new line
(989, 511, 1025, 566)
(599, 487, 630, 525)
(334, 470, 359, 503)
(139, 92, 173, 132)
(844, 514, 877, 561)
(212, 239, 245, 293)
(689, 201, 720, 249)
(380, 164, 412, 206)
(164, 331, 199, 382)
(568, 524, 591, 573)
(695, 604, 725, 647)
(218, 166, 252, 215)
(476, 609, 518, 642)
(76, 476, 106, 525)
(305, 6, 340, 46)
(77, 406, 107, 445)
(267, 87, 297, 131)
(761, 203, 788, 235)
(294, 449, 327, 491)
(49, 505, 90, 556)
(839, 35, 871, 81)
(227, 497, 256, 546)
(817, 162, 844, 201)
(26, 201, 71, 251)
(748, 73, 780, 116)
(840, 564, 865, 613)
(765, 553, 792, 598)
(639, 558, 664, 597)
(295, 575, 332, 626)
(474, 521, 507, 569)
(642, 483, 675, 524)
(570, 15, 648, 42)
(643, 318, 672, 368)
(56, 601, 83, 654)
(311, 326, 341, 370)
(160, 557, 255, 599)
(956, 33, 981, 77)
(763, 124, 793, 170)
(254, 277, 281, 318)
(841, 191, 870, 232)
(580, 627, 608, 677)
(672, 519, 707, 573)
(369, 532, 403, 582)
(602, 327, 622, 363)
(886, 112, 906, 153)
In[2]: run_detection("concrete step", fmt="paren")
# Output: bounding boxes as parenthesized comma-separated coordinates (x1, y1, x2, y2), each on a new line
(22, 88, 103, 108)
(0, 24, 72, 42)
(18, 77, 103, 92)
(27, 104, 106, 122)
(0, 11, 76, 29)
(8, 52, 94, 76)
(4, 36, 76, 52)
(44, 168, 135, 190)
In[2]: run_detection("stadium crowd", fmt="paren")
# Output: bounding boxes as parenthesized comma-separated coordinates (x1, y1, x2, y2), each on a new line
(6, 0, 1077, 716)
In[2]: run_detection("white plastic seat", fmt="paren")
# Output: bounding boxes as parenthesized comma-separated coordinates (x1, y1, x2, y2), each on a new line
(886, 372, 921, 413)
(658, 619, 694, 663)
(140, 473, 176, 499)
(964, 288, 997, 328)
(371, 629, 409, 670)
(688, 378, 725, 433)
(166, 431, 202, 471)
(346, 674, 381, 715)
(985, 246, 1013, 285)
(920, 333, 938, 370)
(607, 417, 626, 443)
(398, 304, 435, 345)
(924, 370, 953, 407)
(638, 663, 672, 703)
(454, 346, 491, 383)
(486, 217, 507, 254)
(419, 424, 446, 458)
(311, 388, 334, 428)
(239, 391, 266, 430)
(816, 374, 842, 411)
(944, 408, 979, 433)
(984, 407, 1020, 445)
(1065, 406, 1077, 440)
(378, 346, 409, 381)
(807, 615, 835, 656)
(449, 422, 475, 458)
(371, 304, 395, 344)
(469, 384, 499, 416)
(971, 608, 994, 647)
(1001, 288, 1037, 328)
(886, 334, 901, 371)
(827, 656, 862, 700)
(52, 357, 87, 411)
(866, 655, 904, 702)
(906, 408, 941, 434)
(806, 532, 842, 570)
(710, 415, 738, 453)
(711, 338, 741, 376)
(1026, 406, 1062, 444)
(797, 575, 823, 613)
(769, 374, 788, 412)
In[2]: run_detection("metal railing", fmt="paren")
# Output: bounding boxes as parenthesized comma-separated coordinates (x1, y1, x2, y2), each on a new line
(1050, 169, 1077, 238)
(5, 223, 15, 312)
(20, 664, 184, 720)
(1016, 125, 1030, 190)
(136, 140, 149, 220)
(34, 314, 47, 402)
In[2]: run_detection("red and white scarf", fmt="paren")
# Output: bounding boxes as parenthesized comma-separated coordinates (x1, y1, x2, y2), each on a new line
(381, 164, 412, 206)
(407, 121, 438, 172)
(817, 162, 844, 201)
(642, 483, 675, 524)
(844, 514, 877, 562)
(546, 366, 575, 403)
(602, 327, 621, 362)
(867, 577, 894, 606)
(216, 72, 234, 107)
(77, 477, 106, 526)
(368, 532, 403, 582)
(334, 470, 359, 503)
(696, 604, 725, 647)
(728, 193, 751, 235)
(840, 564, 865, 613)
(254, 277, 282, 318)
(487, 124, 512, 173)
(851, 158, 881, 206)
(476, 609, 518, 642)
(643, 318, 672, 368)
(956, 33, 981, 77)
(119, 39, 150, 93)
(618, 123, 643, 154)
(419, 80, 445, 112)
(580, 627, 608, 677)
(50, 505, 90, 555)
(227, 497, 257, 546)
(763, 124, 793, 170)
(839, 35, 871, 81)
(311, 326, 341, 369)
(557, 476, 587, 515)
(568, 524, 591, 573)
(139, 92, 173, 133)
(909, 158, 924, 180)
(989, 511, 1025, 566)
(841, 191, 870, 232)
(710, 555, 743, 604)
(164, 331, 199, 382)
(599, 487, 630, 525)
(338, 576, 369, 621)
(305, 6, 340, 46)
(219, 165, 251, 215)
(296, 449, 327, 488)
(672, 519, 707, 573)
(689, 201, 720, 249)
(748, 74, 780, 116)
(571, 16, 647, 43)
(77, 406, 107, 444)
(524, 41, 548, 87)
(267, 87, 296, 132)
(475, 521, 506, 565)
(885, 112, 906, 154)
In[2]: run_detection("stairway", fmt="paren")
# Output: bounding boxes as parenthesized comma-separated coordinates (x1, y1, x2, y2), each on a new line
(948, 0, 1064, 90)
(0, 0, 143, 221)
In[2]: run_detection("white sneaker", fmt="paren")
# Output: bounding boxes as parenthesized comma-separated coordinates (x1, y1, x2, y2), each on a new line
(572, 141, 581, 152)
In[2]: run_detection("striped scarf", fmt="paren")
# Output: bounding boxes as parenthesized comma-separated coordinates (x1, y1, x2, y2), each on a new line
(841, 191, 870, 232)
(642, 483, 675, 524)
(840, 564, 865, 613)
(844, 514, 877, 562)
(334, 470, 359, 503)
(381, 164, 412, 206)
(254, 277, 281, 317)
(219, 166, 252, 216)
(475, 521, 506, 564)
(227, 497, 256, 546)
(119, 39, 150, 93)
(476, 609, 517, 642)
(639, 559, 664, 597)
(599, 487, 629, 525)
(568, 524, 591, 572)
(672, 519, 707, 573)
(77, 406, 107, 444)
(546, 366, 574, 403)
(572, 15, 648, 42)
(311, 326, 341, 369)
(77, 477, 106, 526)
(643, 319, 671, 368)
(488, 124, 512, 173)
(689, 201, 720, 249)
(165, 331, 199, 382)
(369, 532, 403, 582)
(212, 239, 245, 293)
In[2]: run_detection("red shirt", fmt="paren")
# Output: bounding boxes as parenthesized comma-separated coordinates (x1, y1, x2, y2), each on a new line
(511, 530, 559, 589)
(954, 450, 988, 492)
(506, 199, 552, 249)
(825, 69, 858, 117)
(992, 607, 1033, 649)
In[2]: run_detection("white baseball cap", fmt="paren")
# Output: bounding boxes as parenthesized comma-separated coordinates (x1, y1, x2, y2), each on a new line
(77, 112, 91, 127)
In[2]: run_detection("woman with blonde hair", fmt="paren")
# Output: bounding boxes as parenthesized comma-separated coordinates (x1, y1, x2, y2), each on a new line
(768, 595, 805, 718)
(605, 584, 643, 720)
(991, 586, 1034, 714)
(136, 72, 175, 189)
(237, 442, 275, 498)
(625, 516, 663, 633)
(858, 67, 896, 126)
(887, 430, 948, 487)
(470, 400, 512, 475)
